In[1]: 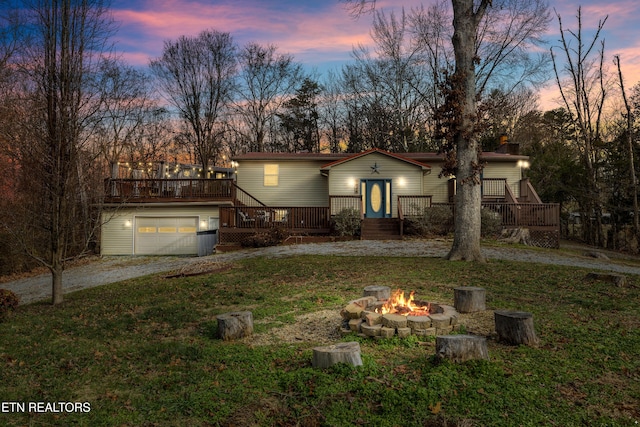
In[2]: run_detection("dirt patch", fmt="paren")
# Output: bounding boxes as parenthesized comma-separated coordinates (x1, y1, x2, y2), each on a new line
(165, 261, 234, 278)
(243, 308, 497, 347)
(457, 309, 496, 337)
(245, 309, 343, 346)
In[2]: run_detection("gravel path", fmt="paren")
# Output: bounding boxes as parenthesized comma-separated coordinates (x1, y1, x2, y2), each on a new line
(4, 239, 640, 305)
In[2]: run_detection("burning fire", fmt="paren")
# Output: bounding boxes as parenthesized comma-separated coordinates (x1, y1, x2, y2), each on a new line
(376, 289, 431, 316)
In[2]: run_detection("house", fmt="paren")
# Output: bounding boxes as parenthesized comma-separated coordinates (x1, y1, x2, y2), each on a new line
(100, 147, 559, 256)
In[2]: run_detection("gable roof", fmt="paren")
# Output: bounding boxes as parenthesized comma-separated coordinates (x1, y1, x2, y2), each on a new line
(319, 148, 431, 172)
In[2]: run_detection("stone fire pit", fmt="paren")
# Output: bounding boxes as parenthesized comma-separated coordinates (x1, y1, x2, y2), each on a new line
(339, 286, 461, 339)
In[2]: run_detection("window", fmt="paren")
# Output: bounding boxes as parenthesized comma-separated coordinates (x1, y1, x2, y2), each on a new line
(264, 164, 279, 186)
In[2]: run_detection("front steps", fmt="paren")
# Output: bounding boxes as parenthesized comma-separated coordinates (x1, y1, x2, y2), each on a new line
(361, 218, 402, 240)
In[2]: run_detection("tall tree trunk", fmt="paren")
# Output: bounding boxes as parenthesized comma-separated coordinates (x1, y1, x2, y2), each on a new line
(51, 262, 64, 305)
(446, 0, 490, 262)
(615, 56, 639, 238)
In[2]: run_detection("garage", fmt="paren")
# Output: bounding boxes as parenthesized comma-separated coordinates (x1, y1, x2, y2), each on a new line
(134, 216, 198, 255)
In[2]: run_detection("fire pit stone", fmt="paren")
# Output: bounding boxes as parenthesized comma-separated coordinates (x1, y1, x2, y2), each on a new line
(382, 314, 408, 329)
(340, 288, 462, 339)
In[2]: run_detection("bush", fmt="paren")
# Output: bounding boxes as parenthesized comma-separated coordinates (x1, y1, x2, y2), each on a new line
(0, 289, 19, 321)
(332, 208, 361, 237)
(404, 205, 454, 236)
(481, 208, 503, 237)
(240, 227, 288, 248)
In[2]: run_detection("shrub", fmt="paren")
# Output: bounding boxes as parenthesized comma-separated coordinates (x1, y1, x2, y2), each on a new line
(404, 205, 454, 236)
(240, 227, 288, 248)
(332, 208, 361, 237)
(0, 289, 19, 321)
(481, 208, 503, 237)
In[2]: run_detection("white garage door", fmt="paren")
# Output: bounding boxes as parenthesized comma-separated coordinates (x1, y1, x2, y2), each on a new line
(135, 217, 198, 255)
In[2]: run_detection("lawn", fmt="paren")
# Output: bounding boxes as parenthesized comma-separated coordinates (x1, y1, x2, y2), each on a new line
(1, 254, 639, 426)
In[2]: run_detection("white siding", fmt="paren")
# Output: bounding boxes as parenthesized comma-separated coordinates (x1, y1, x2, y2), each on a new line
(423, 161, 450, 204)
(236, 160, 329, 206)
(482, 162, 523, 198)
(100, 206, 219, 256)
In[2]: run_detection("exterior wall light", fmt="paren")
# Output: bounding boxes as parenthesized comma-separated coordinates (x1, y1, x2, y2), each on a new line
(348, 178, 358, 194)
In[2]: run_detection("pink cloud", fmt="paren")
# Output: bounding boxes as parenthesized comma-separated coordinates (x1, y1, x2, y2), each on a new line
(112, 1, 374, 66)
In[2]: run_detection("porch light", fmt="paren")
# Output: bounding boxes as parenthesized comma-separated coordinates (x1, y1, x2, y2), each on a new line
(348, 178, 358, 194)
(398, 177, 406, 187)
(124, 220, 132, 228)
(200, 220, 208, 230)
(517, 160, 530, 169)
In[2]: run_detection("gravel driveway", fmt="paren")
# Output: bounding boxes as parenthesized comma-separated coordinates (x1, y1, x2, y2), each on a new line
(4, 239, 639, 305)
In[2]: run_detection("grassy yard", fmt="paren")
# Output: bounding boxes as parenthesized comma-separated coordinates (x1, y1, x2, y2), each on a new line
(1, 254, 639, 426)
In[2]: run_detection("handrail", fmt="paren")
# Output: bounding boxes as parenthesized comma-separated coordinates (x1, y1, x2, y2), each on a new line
(519, 178, 542, 203)
(103, 178, 268, 207)
(397, 195, 432, 217)
(104, 178, 234, 200)
(232, 182, 266, 207)
(482, 178, 507, 198)
(407, 201, 560, 229)
(220, 206, 330, 229)
(397, 196, 404, 237)
(504, 183, 518, 204)
(329, 195, 362, 217)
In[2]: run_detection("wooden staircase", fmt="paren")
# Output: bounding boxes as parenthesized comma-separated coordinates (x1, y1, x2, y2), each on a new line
(361, 218, 402, 240)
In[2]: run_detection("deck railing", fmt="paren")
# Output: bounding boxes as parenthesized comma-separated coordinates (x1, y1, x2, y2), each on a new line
(329, 195, 362, 216)
(481, 178, 507, 198)
(104, 178, 235, 202)
(448, 178, 529, 201)
(420, 202, 559, 229)
(220, 206, 330, 230)
(398, 195, 432, 217)
(482, 202, 560, 228)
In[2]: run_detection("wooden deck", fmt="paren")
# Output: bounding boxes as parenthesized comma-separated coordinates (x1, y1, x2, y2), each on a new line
(104, 178, 236, 203)
(103, 178, 560, 247)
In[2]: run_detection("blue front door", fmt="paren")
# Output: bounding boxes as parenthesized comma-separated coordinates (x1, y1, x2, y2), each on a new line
(363, 179, 390, 218)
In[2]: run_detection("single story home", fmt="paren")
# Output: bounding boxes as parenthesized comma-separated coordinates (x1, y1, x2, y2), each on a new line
(100, 146, 558, 255)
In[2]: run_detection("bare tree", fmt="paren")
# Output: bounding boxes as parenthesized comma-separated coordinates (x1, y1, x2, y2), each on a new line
(11, 0, 115, 304)
(150, 30, 237, 171)
(319, 69, 347, 153)
(92, 58, 172, 177)
(342, 0, 550, 261)
(342, 9, 432, 152)
(475, 0, 550, 96)
(479, 87, 539, 150)
(551, 7, 609, 246)
(235, 43, 302, 152)
(614, 55, 639, 238)
(409, 0, 454, 139)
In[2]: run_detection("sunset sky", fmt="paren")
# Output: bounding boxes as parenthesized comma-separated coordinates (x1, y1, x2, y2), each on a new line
(110, 0, 640, 109)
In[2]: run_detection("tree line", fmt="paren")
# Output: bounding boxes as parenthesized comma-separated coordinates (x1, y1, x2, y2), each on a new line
(1, 0, 639, 302)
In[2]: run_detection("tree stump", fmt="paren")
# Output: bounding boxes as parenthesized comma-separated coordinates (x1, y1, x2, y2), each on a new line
(454, 286, 486, 313)
(501, 228, 531, 245)
(494, 310, 538, 346)
(216, 311, 253, 341)
(363, 285, 391, 300)
(435, 335, 489, 363)
(312, 342, 363, 368)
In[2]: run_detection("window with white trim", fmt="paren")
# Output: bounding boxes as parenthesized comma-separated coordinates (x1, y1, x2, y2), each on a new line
(264, 164, 279, 186)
